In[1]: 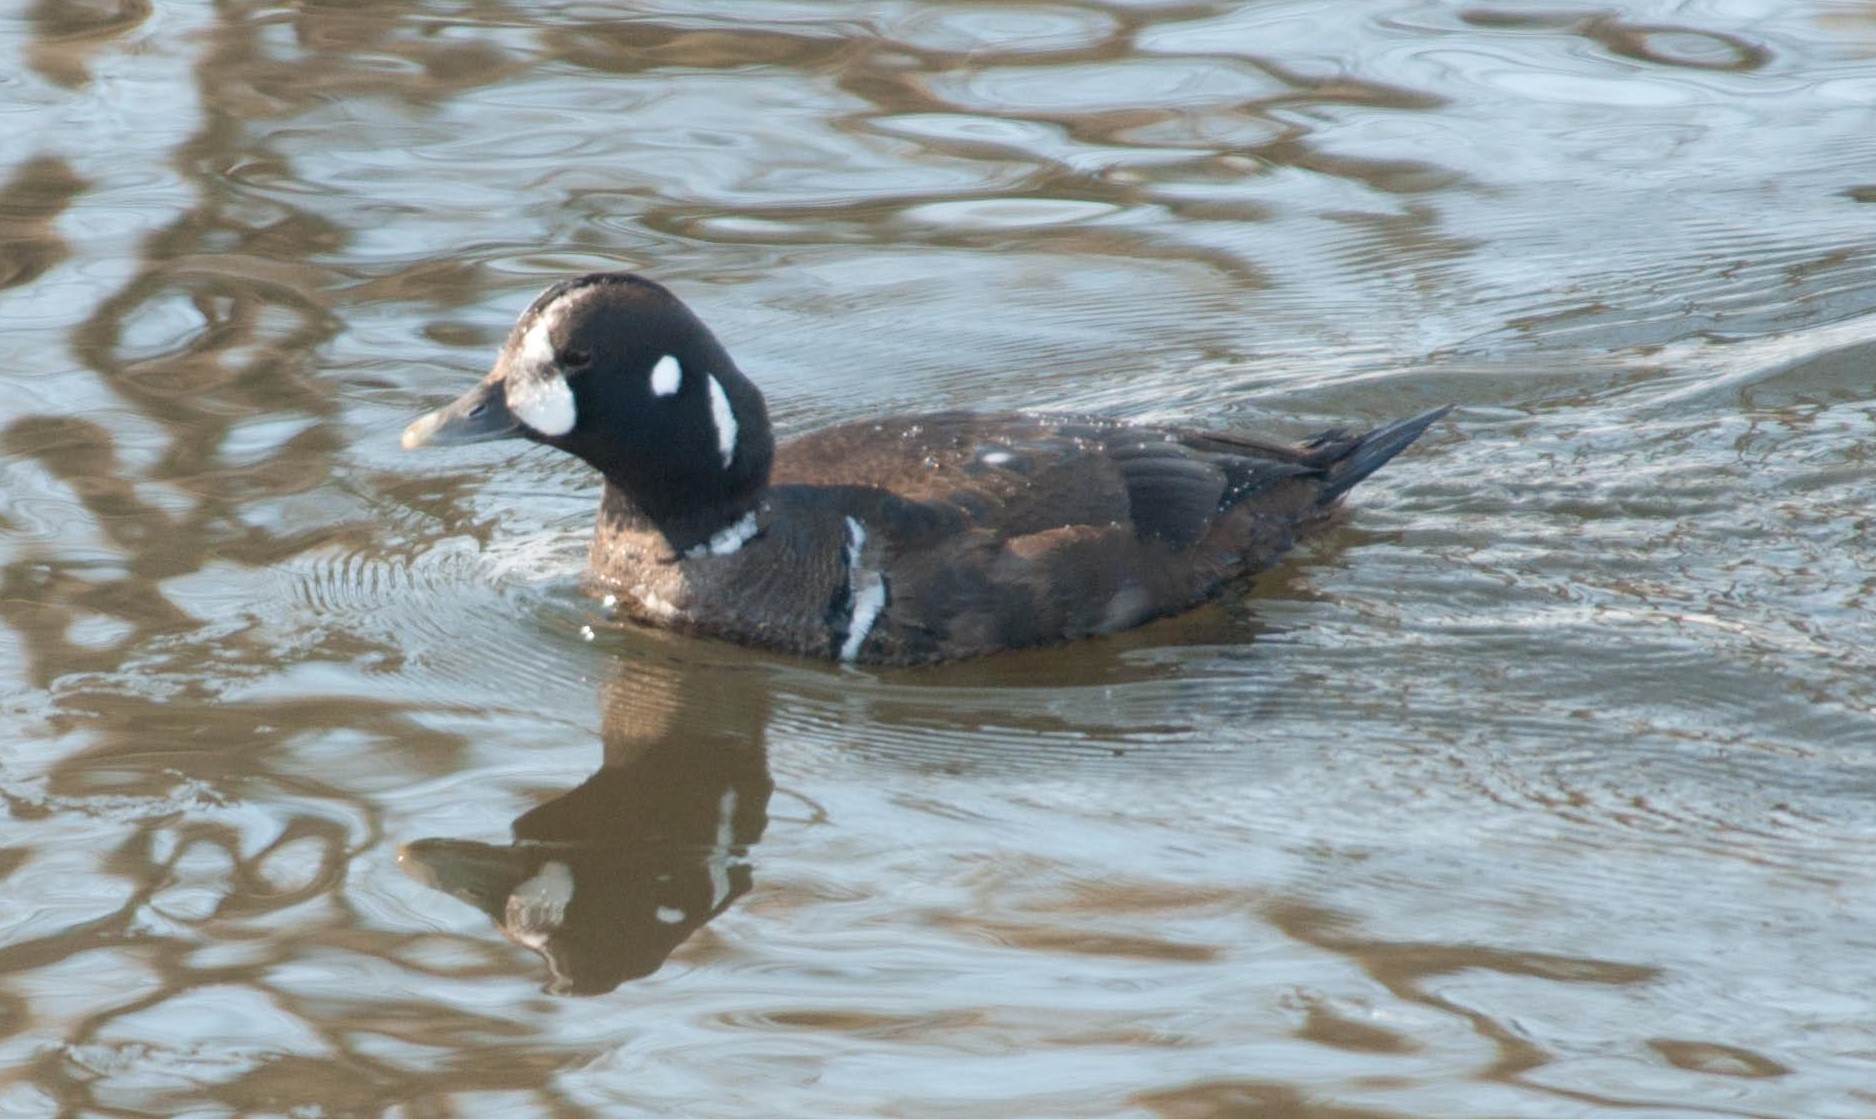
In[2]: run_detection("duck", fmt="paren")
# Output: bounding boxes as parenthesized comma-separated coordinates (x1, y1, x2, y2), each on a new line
(402, 272, 1447, 665)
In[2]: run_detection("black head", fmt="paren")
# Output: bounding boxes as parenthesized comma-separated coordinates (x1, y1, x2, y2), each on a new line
(403, 273, 774, 544)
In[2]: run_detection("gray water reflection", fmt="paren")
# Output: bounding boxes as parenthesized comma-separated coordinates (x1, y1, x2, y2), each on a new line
(4, 0, 1876, 1115)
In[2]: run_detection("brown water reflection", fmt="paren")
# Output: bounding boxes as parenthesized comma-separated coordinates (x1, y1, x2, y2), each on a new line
(0, 156, 81, 293)
(4, 0, 1876, 1115)
(401, 661, 774, 996)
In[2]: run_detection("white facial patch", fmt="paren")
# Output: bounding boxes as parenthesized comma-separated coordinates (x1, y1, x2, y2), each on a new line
(706, 373, 737, 468)
(650, 354, 682, 397)
(519, 314, 555, 369)
(839, 516, 888, 662)
(505, 371, 576, 437)
(504, 297, 578, 436)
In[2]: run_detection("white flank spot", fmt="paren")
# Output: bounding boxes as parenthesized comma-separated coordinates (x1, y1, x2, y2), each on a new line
(686, 510, 759, 559)
(649, 354, 682, 397)
(505, 371, 576, 437)
(655, 906, 687, 925)
(506, 860, 573, 946)
(839, 516, 887, 662)
(706, 374, 737, 468)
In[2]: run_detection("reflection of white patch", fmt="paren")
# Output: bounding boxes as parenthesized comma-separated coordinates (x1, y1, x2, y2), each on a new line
(706, 374, 737, 468)
(1101, 585, 1150, 632)
(981, 450, 1014, 466)
(706, 787, 739, 911)
(839, 516, 887, 662)
(636, 585, 681, 620)
(685, 510, 759, 559)
(506, 860, 574, 947)
(650, 354, 682, 397)
(506, 371, 576, 437)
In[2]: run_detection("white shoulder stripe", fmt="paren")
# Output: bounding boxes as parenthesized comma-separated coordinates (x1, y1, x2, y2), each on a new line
(839, 515, 887, 662)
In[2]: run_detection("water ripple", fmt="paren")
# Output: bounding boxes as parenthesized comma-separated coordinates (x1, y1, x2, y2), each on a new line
(7, 0, 1876, 1114)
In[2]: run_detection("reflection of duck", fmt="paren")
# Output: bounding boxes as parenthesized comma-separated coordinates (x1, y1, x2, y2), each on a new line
(399, 660, 772, 995)
(404, 273, 1446, 664)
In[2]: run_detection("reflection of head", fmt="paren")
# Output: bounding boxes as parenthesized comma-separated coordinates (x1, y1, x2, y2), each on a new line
(400, 656, 773, 995)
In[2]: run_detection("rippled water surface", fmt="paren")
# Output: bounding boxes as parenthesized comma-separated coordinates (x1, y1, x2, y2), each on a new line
(4, 1, 1876, 1115)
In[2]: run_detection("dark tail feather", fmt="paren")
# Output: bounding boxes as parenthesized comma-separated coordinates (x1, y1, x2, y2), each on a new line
(1316, 405, 1451, 502)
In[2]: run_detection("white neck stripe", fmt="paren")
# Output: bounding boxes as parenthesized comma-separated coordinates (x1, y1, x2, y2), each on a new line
(706, 373, 738, 468)
(685, 510, 759, 558)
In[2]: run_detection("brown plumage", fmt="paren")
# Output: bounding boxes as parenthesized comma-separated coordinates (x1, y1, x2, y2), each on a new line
(403, 272, 1447, 664)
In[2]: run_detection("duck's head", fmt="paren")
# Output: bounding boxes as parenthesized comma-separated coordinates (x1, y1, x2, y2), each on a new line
(403, 273, 773, 540)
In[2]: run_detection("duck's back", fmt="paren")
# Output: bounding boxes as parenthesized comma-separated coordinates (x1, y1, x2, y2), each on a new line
(762, 408, 1442, 663)
(777, 412, 1304, 537)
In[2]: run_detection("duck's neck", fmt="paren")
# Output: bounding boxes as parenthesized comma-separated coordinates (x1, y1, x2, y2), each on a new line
(597, 479, 765, 559)
(578, 359, 776, 558)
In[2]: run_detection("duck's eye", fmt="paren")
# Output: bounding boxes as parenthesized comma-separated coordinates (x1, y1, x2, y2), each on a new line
(559, 348, 592, 370)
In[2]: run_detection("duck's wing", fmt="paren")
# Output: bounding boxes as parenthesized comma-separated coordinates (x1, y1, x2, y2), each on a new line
(769, 408, 1447, 663)
(772, 411, 1316, 550)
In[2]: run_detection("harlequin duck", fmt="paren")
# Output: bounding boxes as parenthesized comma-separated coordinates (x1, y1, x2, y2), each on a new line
(402, 272, 1447, 665)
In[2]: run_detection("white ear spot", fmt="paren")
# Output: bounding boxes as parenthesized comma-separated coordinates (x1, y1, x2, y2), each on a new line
(649, 354, 682, 397)
(706, 373, 737, 468)
(506, 372, 576, 437)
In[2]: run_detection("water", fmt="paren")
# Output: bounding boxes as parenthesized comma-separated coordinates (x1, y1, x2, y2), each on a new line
(3, 1, 1875, 1115)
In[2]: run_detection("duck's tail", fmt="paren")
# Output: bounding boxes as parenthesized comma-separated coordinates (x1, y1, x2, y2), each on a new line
(1314, 405, 1451, 502)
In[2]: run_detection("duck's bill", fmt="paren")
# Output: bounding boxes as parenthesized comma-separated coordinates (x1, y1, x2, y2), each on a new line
(396, 838, 533, 904)
(401, 380, 523, 449)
